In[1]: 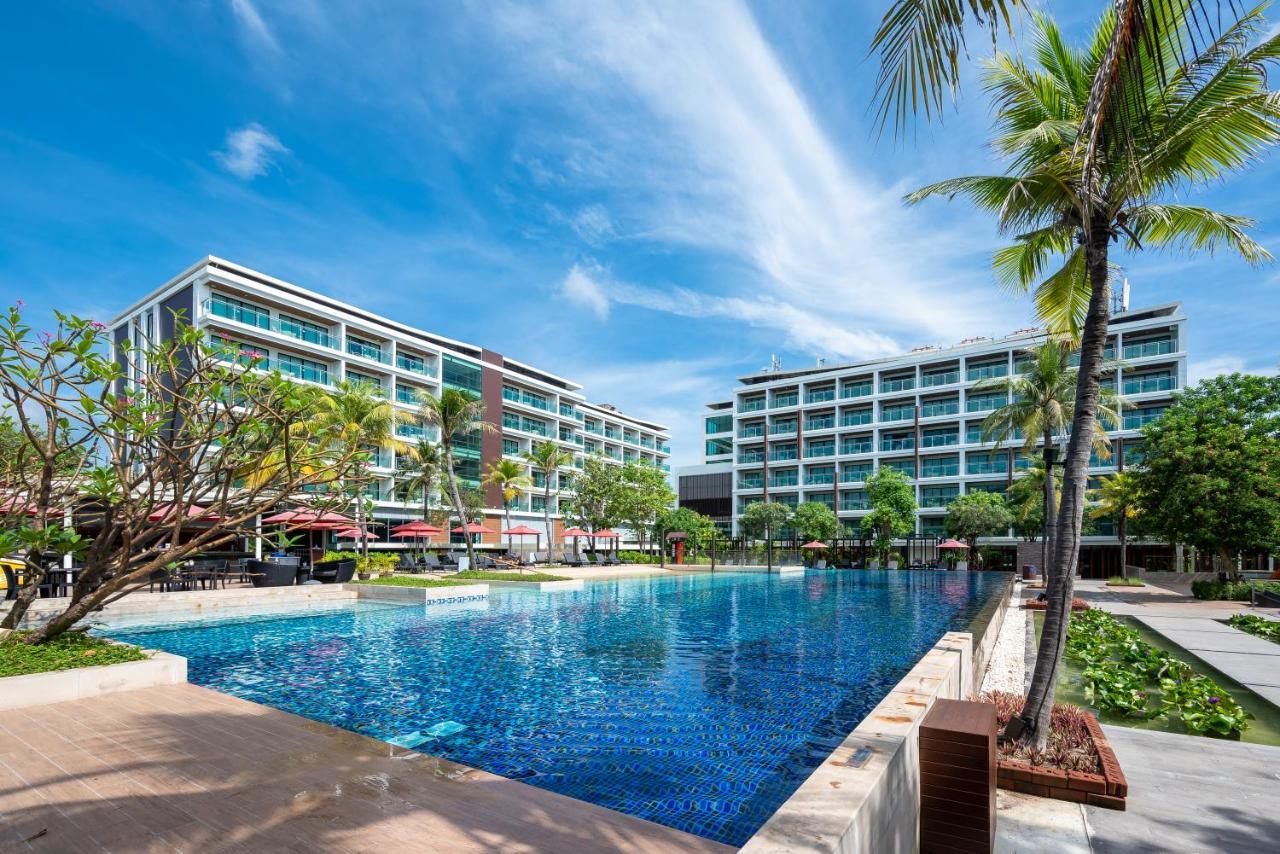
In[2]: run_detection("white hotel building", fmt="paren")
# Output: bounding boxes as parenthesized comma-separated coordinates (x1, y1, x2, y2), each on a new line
(692, 303, 1187, 575)
(108, 257, 671, 546)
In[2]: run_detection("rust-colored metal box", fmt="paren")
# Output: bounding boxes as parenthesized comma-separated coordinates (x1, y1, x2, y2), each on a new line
(919, 699, 997, 853)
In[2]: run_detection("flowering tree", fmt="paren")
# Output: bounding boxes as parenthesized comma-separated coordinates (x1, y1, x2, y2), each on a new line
(0, 305, 362, 643)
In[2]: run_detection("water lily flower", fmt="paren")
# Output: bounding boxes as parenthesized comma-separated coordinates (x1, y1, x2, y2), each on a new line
(1208, 696, 1220, 704)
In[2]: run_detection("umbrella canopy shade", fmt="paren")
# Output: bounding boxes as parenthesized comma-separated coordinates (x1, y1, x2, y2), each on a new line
(665, 531, 688, 541)
(335, 527, 379, 540)
(452, 522, 494, 534)
(503, 525, 541, 536)
(146, 503, 220, 523)
(261, 509, 354, 525)
(801, 540, 829, 549)
(390, 529, 434, 540)
(937, 539, 970, 550)
(590, 529, 619, 539)
(0, 496, 64, 517)
(390, 521, 443, 535)
(561, 527, 591, 538)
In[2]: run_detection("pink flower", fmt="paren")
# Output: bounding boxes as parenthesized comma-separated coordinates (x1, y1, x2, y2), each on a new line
(15, 299, 25, 309)
(88, 321, 107, 331)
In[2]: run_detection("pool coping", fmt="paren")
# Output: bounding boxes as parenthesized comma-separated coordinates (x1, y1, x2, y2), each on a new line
(740, 573, 1015, 854)
(0, 643, 187, 711)
(344, 582, 489, 603)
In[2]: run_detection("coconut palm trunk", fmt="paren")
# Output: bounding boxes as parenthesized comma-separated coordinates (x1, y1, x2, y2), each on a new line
(441, 449, 479, 572)
(1021, 224, 1112, 747)
(542, 479, 554, 553)
(1041, 428, 1057, 578)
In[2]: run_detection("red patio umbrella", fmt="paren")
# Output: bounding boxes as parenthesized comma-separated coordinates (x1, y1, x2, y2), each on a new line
(801, 540, 829, 549)
(502, 524, 541, 553)
(937, 539, 969, 550)
(451, 522, 494, 535)
(391, 521, 443, 535)
(561, 526, 590, 557)
(261, 509, 354, 525)
(0, 496, 64, 517)
(335, 527, 380, 541)
(146, 503, 221, 523)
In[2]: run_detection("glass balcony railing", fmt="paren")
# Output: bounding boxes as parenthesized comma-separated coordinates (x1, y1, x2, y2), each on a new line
(839, 498, 869, 511)
(841, 467, 872, 483)
(921, 370, 959, 387)
(395, 388, 420, 406)
(920, 401, 959, 418)
(841, 440, 873, 454)
(738, 478, 764, 490)
(881, 437, 914, 452)
(1123, 374, 1175, 395)
(768, 476, 799, 488)
(768, 449, 798, 462)
(805, 444, 836, 458)
(205, 298, 335, 348)
(739, 426, 765, 439)
(881, 377, 915, 393)
(396, 353, 436, 377)
(841, 412, 872, 427)
(1122, 338, 1176, 359)
(739, 398, 766, 413)
(346, 340, 391, 364)
(806, 389, 836, 404)
(771, 394, 799, 408)
(806, 417, 835, 431)
(841, 382, 873, 399)
(503, 387, 551, 411)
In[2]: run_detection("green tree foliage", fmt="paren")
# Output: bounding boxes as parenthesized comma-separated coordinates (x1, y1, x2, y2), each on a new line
(738, 501, 792, 541)
(417, 387, 496, 571)
(564, 454, 621, 533)
(523, 439, 575, 547)
(792, 501, 839, 543)
(1132, 374, 1280, 572)
(654, 506, 717, 560)
(1006, 457, 1056, 542)
(614, 461, 676, 553)
(861, 468, 917, 564)
(1089, 470, 1145, 577)
(945, 492, 1015, 563)
(483, 459, 532, 548)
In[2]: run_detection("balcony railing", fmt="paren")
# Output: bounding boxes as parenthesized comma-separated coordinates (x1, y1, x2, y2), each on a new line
(1123, 374, 1175, 395)
(396, 353, 436, 377)
(205, 298, 336, 349)
(739, 398, 766, 413)
(880, 377, 914, 393)
(503, 388, 551, 411)
(805, 389, 836, 404)
(1122, 338, 1176, 359)
(346, 340, 391, 365)
(841, 382, 873, 399)
(771, 394, 798, 408)
(921, 370, 959, 387)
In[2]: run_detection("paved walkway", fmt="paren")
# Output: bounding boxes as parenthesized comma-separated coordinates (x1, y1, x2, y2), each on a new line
(0, 684, 730, 854)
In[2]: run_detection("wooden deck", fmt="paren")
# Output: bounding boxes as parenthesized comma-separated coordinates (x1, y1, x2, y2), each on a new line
(0, 684, 733, 853)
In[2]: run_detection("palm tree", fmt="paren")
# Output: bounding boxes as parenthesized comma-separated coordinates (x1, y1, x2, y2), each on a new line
(524, 440, 576, 553)
(1090, 470, 1143, 578)
(483, 459, 533, 549)
(417, 388, 496, 571)
(907, 4, 1277, 746)
(977, 340, 1122, 576)
(397, 438, 442, 521)
(307, 380, 404, 558)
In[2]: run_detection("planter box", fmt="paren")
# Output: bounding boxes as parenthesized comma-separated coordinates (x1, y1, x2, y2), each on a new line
(996, 714, 1127, 810)
(0, 646, 187, 711)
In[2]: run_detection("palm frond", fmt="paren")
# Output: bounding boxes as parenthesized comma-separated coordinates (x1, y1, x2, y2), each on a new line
(1032, 246, 1091, 340)
(1126, 203, 1272, 262)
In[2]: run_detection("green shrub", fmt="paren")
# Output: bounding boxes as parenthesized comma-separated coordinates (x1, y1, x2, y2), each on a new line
(0, 632, 149, 677)
(1191, 580, 1280, 601)
(1106, 576, 1145, 587)
(321, 550, 359, 564)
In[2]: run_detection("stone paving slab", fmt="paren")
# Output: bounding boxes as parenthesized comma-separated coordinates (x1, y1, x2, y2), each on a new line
(0, 684, 731, 854)
(1134, 615, 1280, 694)
(1087, 726, 1280, 854)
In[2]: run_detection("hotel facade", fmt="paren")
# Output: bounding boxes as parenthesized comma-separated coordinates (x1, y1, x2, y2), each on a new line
(109, 257, 671, 546)
(688, 303, 1187, 575)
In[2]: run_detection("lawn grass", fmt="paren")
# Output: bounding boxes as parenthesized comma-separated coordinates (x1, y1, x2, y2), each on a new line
(450, 570, 571, 582)
(0, 631, 149, 678)
(357, 576, 475, 588)
(1105, 575, 1146, 587)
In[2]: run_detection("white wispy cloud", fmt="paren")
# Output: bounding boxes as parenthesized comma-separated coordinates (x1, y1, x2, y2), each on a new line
(212, 123, 289, 180)
(1188, 354, 1278, 384)
(229, 0, 282, 53)
(487, 0, 1018, 360)
(560, 263, 611, 319)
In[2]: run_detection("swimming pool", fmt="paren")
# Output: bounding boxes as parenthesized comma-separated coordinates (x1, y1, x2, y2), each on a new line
(105, 570, 1005, 845)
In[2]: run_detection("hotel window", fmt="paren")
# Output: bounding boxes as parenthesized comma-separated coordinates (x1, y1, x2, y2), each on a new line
(841, 434, 872, 454)
(531, 495, 548, 512)
(1123, 441, 1146, 467)
(805, 465, 835, 485)
(1123, 370, 1176, 395)
(770, 443, 798, 461)
(966, 391, 1008, 413)
(806, 385, 836, 404)
(808, 492, 835, 509)
(966, 481, 1006, 495)
(840, 490, 868, 511)
(774, 493, 799, 509)
(772, 418, 797, 435)
(739, 395, 766, 412)
(884, 458, 916, 478)
(1088, 446, 1114, 468)
(921, 367, 959, 387)
(920, 455, 959, 478)
(739, 421, 766, 439)
(1122, 335, 1176, 359)
(395, 384, 421, 405)
(881, 373, 915, 393)
(881, 431, 914, 452)
(920, 397, 959, 418)
(922, 427, 958, 448)
(806, 412, 835, 431)
(209, 293, 270, 329)
(841, 407, 872, 427)
(706, 414, 732, 434)
(213, 338, 265, 367)
(347, 335, 384, 362)
(738, 471, 764, 489)
(805, 439, 836, 458)
(347, 370, 383, 392)
(442, 354, 483, 394)
(1123, 404, 1169, 430)
(881, 402, 915, 422)
(277, 353, 328, 384)
(841, 462, 873, 482)
(841, 379, 873, 399)
(739, 446, 765, 464)
(920, 485, 959, 508)
(966, 358, 1008, 382)
(397, 350, 432, 375)
(919, 516, 947, 537)
(771, 389, 799, 408)
(966, 452, 1008, 475)
(769, 469, 799, 488)
(279, 314, 330, 346)
(502, 438, 520, 456)
(706, 437, 733, 457)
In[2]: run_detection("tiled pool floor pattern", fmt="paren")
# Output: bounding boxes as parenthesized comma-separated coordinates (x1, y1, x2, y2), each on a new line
(107, 570, 1005, 846)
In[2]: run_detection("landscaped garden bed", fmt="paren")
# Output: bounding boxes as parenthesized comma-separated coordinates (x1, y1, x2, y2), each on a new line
(1024, 597, 1090, 612)
(983, 690, 1127, 809)
(1226, 613, 1280, 645)
(1190, 579, 1280, 601)
(0, 630, 148, 677)
(1105, 576, 1145, 587)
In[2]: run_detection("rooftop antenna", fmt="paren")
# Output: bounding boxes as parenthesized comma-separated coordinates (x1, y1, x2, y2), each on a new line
(770, 354, 782, 372)
(1113, 278, 1131, 314)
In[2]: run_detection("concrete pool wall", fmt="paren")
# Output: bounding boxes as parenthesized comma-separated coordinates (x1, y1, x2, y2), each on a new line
(742, 574, 1015, 853)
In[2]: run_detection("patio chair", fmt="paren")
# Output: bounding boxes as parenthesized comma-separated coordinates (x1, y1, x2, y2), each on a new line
(423, 554, 444, 573)
(439, 552, 459, 568)
(585, 552, 600, 565)
(311, 559, 356, 584)
(602, 552, 622, 566)
(560, 550, 584, 567)
(815, 559, 828, 570)
(247, 559, 297, 588)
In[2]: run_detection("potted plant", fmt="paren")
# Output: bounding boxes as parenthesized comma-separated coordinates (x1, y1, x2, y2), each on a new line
(268, 530, 304, 559)
(355, 555, 373, 581)
(375, 554, 397, 578)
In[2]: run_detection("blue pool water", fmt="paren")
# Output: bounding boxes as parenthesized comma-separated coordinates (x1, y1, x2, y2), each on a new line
(105, 570, 1004, 845)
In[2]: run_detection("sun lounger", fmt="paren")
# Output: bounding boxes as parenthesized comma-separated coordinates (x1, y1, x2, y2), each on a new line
(560, 551, 585, 567)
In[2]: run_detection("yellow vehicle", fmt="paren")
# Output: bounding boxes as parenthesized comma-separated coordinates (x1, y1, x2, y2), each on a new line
(1, 557, 24, 595)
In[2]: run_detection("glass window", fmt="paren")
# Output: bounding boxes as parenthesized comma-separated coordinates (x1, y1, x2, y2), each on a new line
(884, 458, 916, 477)
(922, 427, 958, 448)
(442, 354, 483, 394)
(881, 402, 915, 422)
(841, 434, 873, 454)
(966, 391, 1008, 413)
(771, 390, 799, 408)
(920, 397, 959, 418)
(706, 437, 733, 457)
(920, 485, 959, 507)
(841, 462, 873, 482)
(841, 407, 872, 427)
(966, 359, 1008, 381)
(279, 314, 330, 346)
(920, 455, 959, 478)
(705, 414, 732, 434)
(841, 379, 873, 398)
(966, 452, 1008, 475)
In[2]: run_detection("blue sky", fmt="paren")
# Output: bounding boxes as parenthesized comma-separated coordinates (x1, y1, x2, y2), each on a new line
(2, 1, 1277, 467)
